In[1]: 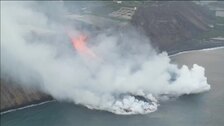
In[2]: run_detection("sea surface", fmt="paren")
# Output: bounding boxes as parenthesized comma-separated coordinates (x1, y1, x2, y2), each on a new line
(1, 48, 224, 126)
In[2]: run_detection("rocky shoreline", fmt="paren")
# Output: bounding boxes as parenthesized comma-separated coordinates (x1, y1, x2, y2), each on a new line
(0, 80, 52, 113)
(1, 45, 224, 114)
(167, 40, 224, 55)
(0, 96, 53, 114)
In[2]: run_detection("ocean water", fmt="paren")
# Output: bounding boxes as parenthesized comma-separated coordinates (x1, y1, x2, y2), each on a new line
(1, 48, 224, 126)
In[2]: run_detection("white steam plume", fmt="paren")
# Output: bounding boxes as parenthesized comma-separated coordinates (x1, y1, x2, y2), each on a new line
(1, 2, 210, 114)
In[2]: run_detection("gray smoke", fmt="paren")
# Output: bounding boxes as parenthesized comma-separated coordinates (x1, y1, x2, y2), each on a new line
(1, 1, 210, 114)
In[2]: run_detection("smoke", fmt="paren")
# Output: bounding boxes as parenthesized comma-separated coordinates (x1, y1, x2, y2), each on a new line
(1, 1, 210, 114)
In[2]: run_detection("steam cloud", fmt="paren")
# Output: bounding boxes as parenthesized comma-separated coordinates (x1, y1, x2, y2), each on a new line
(1, 2, 210, 114)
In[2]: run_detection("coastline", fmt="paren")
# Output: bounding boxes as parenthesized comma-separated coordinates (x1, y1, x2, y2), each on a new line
(169, 46, 224, 57)
(0, 98, 54, 115)
(1, 45, 224, 115)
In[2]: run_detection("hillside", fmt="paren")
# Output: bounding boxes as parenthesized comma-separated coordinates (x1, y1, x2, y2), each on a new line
(131, 1, 215, 51)
(0, 79, 52, 112)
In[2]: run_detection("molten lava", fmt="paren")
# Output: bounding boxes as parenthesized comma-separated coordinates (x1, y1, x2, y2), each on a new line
(68, 33, 97, 58)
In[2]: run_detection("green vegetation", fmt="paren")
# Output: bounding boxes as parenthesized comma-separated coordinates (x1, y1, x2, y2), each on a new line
(196, 16, 224, 40)
(90, 1, 143, 16)
(89, 1, 143, 22)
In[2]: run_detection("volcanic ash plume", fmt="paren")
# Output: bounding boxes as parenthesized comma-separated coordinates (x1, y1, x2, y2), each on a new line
(1, 2, 211, 115)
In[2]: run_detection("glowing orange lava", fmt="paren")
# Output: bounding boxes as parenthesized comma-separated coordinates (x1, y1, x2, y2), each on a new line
(68, 33, 97, 58)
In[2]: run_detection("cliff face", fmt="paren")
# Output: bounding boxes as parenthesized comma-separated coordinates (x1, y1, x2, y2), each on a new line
(0, 79, 51, 112)
(131, 1, 214, 51)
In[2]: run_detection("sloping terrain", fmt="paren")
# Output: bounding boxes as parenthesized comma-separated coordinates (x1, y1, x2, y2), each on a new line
(0, 79, 51, 112)
(131, 1, 214, 51)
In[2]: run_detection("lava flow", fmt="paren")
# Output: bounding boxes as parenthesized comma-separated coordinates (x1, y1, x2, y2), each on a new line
(68, 33, 97, 59)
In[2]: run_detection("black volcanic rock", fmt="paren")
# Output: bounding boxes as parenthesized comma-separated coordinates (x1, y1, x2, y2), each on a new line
(131, 1, 214, 51)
